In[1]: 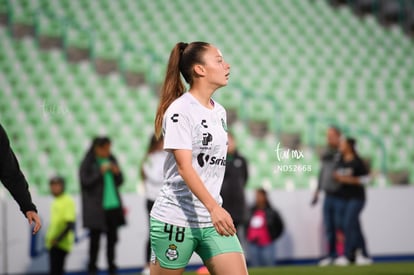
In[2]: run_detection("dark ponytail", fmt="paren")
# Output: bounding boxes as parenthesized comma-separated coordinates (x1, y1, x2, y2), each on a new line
(346, 137, 358, 156)
(345, 137, 370, 172)
(346, 137, 364, 163)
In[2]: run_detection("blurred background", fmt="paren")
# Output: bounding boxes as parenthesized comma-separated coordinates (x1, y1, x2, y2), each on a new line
(0, 0, 413, 193)
(0, 0, 413, 274)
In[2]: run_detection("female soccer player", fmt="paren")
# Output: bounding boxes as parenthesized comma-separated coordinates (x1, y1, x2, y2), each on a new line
(151, 42, 248, 275)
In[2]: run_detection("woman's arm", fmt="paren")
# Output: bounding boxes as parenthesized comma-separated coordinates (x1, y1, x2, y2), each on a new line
(173, 149, 236, 236)
(334, 173, 370, 185)
(109, 156, 123, 187)
(79, 157, 103, 189)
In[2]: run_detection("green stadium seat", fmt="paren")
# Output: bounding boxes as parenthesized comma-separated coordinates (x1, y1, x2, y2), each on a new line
(1, 0, 413, 194)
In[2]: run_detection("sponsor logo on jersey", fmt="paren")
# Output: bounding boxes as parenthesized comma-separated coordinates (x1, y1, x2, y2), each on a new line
(197, 153, 226, 167)
(165, 244, 179, 261)
(202, 132, 213, 146)
(171, 113, 179, 123)
(201, 119, 208, 128)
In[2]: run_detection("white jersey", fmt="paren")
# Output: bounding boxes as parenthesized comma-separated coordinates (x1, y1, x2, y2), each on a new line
(143, 150, 168, 201)
(150, 92, 228, 228)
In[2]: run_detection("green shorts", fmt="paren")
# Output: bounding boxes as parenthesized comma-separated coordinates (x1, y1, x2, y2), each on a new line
(150, 218, 243, 269)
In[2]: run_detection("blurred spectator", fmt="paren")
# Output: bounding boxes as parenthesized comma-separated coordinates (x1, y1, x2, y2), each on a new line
(333, 137, 372, 266)
(312, 126, 347, 266)
(246, 188, 284, 267)
(45, 176, 76, 275)
(140, 134, 166, 275)
(80, 137, 125, 275)
(221, 132, 249, 230)
(0, 123, 41, 234)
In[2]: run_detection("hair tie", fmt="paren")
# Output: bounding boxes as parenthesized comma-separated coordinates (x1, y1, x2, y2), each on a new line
(179, 42, 188, 55)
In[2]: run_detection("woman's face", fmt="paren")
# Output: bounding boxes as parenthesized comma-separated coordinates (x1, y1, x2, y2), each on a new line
(199, 45, 231, 88)
(339, 139, 350, 154)
(95, 143, 111, 158)
(256, 191, 266, 207)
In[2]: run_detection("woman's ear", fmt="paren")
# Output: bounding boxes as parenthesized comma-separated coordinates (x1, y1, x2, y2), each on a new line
(193, 64, 205, 77)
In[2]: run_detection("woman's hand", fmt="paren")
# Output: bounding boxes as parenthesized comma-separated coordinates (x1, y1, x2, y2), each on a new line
(333, 172, 344, 182)
(210, 205, 236, 236)
(100, 163, 111, 173)
(173, 149, 236, 236)
(110, 163, 120, 174)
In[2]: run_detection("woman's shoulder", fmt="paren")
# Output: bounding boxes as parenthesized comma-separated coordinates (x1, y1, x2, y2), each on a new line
(165, 93, 193, 115)
(80, 152, 95, 167)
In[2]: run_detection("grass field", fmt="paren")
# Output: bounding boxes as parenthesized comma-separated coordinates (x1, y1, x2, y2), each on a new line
(182, 262, 414, 275)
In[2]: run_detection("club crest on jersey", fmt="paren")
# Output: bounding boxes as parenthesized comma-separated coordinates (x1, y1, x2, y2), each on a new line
(221, 118, 227, 132)
(165, 244, 179, 261)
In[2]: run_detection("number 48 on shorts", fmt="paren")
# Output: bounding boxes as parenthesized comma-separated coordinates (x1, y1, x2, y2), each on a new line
(164, 224, 186, 242)
(150, 218, 243, 269)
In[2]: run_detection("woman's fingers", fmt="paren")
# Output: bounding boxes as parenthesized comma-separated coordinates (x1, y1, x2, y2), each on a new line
(222, 219, 236, 236)
(215, 224, 232, 236)
(212, 208, 236, 236)
(228, 222, 237, 235)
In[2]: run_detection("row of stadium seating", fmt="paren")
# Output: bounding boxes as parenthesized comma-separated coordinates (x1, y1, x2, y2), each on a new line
(0, 0, 412, 194)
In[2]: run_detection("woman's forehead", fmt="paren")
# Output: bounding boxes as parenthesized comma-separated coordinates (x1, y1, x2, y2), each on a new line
(204, 45, 223, 58)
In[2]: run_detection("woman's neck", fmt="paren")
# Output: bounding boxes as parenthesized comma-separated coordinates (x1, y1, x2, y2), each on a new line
(189, 84, 215, 109)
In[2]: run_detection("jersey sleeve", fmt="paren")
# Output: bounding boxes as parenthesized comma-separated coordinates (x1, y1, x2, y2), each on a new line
(0, 124, 37, 215)
(163, 109, 192, 150)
